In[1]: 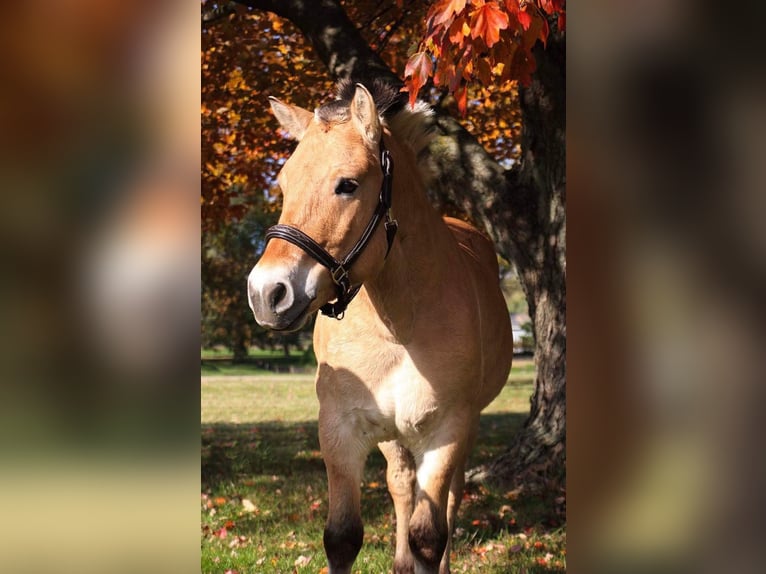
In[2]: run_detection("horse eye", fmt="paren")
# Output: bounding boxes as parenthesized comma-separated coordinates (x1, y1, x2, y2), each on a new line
(335, 178, 358, 195)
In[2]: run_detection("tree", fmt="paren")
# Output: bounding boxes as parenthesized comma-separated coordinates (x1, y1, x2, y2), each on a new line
(202, 0, 565, 489)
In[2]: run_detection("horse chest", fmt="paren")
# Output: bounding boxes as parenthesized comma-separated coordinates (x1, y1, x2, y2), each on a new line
(316, 353, 443, 452)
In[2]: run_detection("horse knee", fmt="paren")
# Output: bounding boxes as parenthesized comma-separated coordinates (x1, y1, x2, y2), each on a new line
(408, 507, 448, 569)
(323, 517, 363, 571)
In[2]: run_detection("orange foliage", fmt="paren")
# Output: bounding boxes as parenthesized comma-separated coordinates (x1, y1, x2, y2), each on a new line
(403, 0, 566, 114)
(202, 1, 528, 228)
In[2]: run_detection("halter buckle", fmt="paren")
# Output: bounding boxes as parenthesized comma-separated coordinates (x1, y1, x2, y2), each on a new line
(331, 265, 349, 287)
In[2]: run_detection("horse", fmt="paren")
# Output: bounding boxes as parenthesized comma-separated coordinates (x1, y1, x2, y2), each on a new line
(247, 80, 513, 574)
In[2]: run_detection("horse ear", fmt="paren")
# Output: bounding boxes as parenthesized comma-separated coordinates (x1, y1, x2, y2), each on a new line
(268, 97, 313, 141)
(350, 84, 381, 144)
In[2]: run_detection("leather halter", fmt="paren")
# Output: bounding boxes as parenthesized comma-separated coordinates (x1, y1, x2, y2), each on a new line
(264, 141, 398, 319)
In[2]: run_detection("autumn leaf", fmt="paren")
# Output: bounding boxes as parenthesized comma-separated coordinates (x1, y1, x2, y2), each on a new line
(455, 83, 468, 115)
(470, 1, 510, 48)
(430, 0, 468, 27)
(540, 0, 566, 14)
(433, 59, 459, 91)
(448, 15, 470, 46)
(517, 6, 533, 30)
(403, 51, 433, 107)
(477, 57, 493, 86)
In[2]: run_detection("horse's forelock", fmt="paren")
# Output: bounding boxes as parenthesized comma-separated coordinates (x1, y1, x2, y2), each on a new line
(314, 79, 436, 181)
(334, 78, 404, 117)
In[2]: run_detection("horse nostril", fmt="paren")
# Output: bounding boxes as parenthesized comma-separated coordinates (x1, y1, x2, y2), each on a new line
(268, 282, 288, 311)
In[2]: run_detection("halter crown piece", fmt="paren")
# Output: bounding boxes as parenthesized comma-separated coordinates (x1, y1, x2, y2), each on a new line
(263, 140, 398, 319)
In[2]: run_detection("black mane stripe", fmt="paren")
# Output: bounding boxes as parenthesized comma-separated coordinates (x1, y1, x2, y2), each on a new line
(316, 79, 407, 123)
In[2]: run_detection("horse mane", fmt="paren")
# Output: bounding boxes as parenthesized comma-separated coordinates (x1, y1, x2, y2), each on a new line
(317, 79, 437, 182)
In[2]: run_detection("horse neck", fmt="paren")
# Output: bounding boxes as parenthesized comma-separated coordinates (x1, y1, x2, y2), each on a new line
(362, 136, 452, 339)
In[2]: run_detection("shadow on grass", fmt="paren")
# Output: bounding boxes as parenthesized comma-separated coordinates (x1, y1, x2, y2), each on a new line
(202, 413, 524, 488)
(202, 411, 562, 528)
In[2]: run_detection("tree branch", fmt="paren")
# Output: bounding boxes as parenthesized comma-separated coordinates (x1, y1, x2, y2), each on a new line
(232, 0, 401, 88)
(202, 1, 239, 24)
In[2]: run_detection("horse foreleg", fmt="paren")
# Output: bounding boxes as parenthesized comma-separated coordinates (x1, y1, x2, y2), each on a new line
(379, 440, 417, 574)
(319, 416, 366, 574)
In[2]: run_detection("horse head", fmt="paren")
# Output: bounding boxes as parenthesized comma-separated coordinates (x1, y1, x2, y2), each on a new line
(248, 84, 395, 331)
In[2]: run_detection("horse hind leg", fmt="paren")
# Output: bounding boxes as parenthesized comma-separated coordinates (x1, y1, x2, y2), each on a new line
(439, 417, 479, 574)
(408, 420, 471, 574)
(379, 440, 417, 574)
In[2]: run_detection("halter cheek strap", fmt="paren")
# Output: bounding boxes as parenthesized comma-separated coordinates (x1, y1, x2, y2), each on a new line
(263, 141, 398, 319)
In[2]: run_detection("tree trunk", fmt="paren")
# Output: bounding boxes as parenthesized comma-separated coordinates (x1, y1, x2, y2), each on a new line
(469, 33, 566, 489)
(231, 327, 249, 363)
(236, 0, 566, 488)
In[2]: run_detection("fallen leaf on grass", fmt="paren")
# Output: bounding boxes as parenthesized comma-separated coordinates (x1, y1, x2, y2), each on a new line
(242, 499, 257, 512)
(294, 555, 312, 568)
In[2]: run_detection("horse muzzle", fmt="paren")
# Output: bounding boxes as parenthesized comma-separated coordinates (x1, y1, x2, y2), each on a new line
(247, 266, 313, 332)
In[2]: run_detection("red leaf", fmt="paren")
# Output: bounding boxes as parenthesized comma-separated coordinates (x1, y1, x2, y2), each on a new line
(541, 0, 565, 14)
(540, 13, 549, 47)
(433, 59, 458, 91)
(470, 2, 510, 48)
(477, 57, 493, 86)
(403, 51, 433, 107)
(517, 7, 532, 30)
(455, 83, 468, 116)
(448, 15, 469, 47)
(216, 527, 228, 539)
(430, 0, 468, 27)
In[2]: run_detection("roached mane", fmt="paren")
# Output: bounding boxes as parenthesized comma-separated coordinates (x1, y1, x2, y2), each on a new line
(316, 79, 436, 179)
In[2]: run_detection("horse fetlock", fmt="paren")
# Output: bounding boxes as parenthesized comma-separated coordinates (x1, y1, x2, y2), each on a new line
(323, 517, 363, 572)
(393, 555, 415, 574)
(407, 511, 448, 570)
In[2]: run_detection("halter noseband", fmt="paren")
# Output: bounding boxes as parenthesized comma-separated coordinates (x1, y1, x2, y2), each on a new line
(263, 141, 398, 319)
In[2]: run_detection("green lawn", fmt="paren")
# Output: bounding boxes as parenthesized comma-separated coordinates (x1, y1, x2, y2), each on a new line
(201, 358, 565, 573)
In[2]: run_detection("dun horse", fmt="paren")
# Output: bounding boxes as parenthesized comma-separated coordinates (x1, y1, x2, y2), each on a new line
(248, 81, 513, 574)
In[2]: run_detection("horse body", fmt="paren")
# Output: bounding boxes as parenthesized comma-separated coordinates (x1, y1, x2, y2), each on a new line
(248, 82, 512, 574)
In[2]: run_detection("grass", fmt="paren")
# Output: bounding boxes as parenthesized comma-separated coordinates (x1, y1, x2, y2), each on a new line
(201, 357, 565, 573)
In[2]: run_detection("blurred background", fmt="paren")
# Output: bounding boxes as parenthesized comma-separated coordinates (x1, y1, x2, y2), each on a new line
(0, 0, 764, 572)
(0, 1, 199, 572)
(568, 1, 766, 572)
